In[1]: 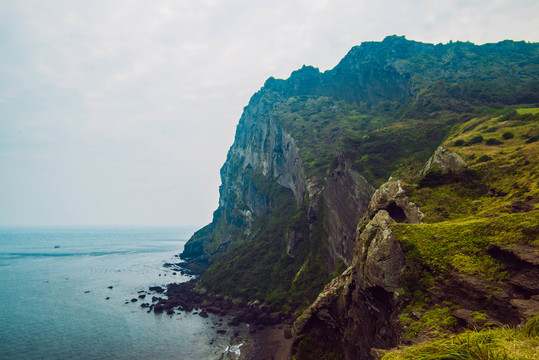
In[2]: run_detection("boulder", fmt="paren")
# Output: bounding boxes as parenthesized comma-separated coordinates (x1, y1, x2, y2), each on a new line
(420, 146, 467, 176)
(451, 309, 478, 328)
(361, 210, 406, 292)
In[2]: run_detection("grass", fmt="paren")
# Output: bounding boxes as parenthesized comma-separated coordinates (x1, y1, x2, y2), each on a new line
(399, 305, 458, 338)
(392, 212, 538, 280)
(406, 107, 539, 223)
(523, 315, 539, 338)
(516, 107, 539, 115)
(383, 324, 539, 360)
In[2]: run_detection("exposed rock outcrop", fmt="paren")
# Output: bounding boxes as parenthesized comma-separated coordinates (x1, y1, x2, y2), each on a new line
(181, 90, 307, 261)
(367, 179, 424, 224)
(292, 181, 417, 359)
(360, 210, 406, 292)
(420, 146, 467, 176)
(324, 153, 375, 268)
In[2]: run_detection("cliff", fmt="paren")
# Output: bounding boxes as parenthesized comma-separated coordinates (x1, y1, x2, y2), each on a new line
(179, 36, 539, 359)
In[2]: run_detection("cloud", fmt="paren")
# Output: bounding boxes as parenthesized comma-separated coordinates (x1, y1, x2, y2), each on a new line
(0, 0, 537, 225)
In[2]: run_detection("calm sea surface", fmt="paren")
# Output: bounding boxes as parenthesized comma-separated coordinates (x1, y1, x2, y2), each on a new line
(0, 226, 247, 360)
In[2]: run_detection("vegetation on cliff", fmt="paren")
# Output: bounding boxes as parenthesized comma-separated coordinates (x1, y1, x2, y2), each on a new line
(179, 36, 538, 358)
(381, 109, 539, 359)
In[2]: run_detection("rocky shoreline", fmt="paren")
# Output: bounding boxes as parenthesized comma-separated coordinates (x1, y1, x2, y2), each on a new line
(134, 278, 294, 359)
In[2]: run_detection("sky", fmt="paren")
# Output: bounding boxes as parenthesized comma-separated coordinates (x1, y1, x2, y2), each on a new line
(1, 0, 538, 227)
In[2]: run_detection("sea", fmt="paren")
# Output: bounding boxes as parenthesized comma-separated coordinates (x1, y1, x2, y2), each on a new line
(0, 226, 248, 360)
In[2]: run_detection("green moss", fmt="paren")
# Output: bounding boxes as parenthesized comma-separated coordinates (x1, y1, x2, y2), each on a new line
(393, 212, 538, 280)
(471, 311, 489, 325)
(399, 305, 458, 338)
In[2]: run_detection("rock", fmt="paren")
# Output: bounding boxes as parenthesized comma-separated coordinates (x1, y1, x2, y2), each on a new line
(361, 210, 406, 292)
(371, 348, 391, 360)
(323, 152, 375, 267)
(199, 310, 209, 318)
(488, 244, 539, 293)
(216, 329, 226, 334)
(367, 179, 423, 223)
(451, 309, 478, 328)
(283, 328, 292, 339)
(107, 286, 113, 289)
(131, 298, 138, 302)
(166, 309, 174, 315)
(105, 297, 110, 300)
(149, 286, 165, 293)
(510, 296, 539, 319)
(138, 294, 146, 299)
(292, 179, 416, 359)
(292, 261, 401, 360)
(438, 274, 522, 326)
(420, 146, 467, 176)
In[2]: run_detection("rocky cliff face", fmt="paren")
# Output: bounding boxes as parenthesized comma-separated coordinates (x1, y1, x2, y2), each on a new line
(222, 90, 307, 209)
(292, 179, 424, 359)
(182, 90, 307, 262)
(323, 153, 374, 268)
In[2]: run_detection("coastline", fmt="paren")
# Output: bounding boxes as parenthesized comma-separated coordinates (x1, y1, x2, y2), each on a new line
(142, 277, 295, 359)
(239, 325, 293, 360)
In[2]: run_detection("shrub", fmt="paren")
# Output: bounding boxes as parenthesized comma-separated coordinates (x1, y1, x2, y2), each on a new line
(418, 169, 480, 188)
(468, 135, 484, 145)
(501, 132, 514, 140)
(523, 314, 539, 337)
(525, 135, 539, 144)
(476, 155, 492, 163)
(454, 139, 465, 146)
(485, 138, 503, 145)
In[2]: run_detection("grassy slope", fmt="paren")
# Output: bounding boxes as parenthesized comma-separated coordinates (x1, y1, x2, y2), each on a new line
(384, 108, 539, 359)
(384, 321, 539, 360)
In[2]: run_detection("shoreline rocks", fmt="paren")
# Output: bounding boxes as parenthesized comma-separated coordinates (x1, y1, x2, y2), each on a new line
(141, 279, 293, 328)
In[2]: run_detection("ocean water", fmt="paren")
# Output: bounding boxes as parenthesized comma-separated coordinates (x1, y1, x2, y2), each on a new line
(0, 227, 247, 360)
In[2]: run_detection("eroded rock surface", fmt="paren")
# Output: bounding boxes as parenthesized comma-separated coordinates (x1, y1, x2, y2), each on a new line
(360, 210, 405, 292)
(420, 146, 467, 176)
(324, 153, 375, 267)
(292, 181, 414, 359)
(367, 179, 424, 224)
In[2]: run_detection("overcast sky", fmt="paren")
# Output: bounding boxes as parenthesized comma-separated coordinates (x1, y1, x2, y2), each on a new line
(1, 0, 537, 227)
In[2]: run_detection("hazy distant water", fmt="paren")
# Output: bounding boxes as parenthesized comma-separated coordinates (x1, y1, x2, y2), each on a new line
(0, 227, 247, 360)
